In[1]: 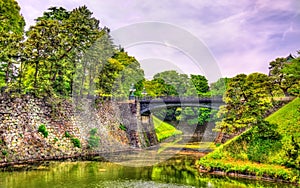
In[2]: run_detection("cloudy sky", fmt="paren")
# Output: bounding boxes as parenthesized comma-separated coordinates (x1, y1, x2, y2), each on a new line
(17, 0, 300, 82)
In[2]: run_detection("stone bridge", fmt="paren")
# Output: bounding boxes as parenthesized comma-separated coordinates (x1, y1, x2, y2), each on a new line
(139, 97, 224, 115)
(117, 97, 224, 148)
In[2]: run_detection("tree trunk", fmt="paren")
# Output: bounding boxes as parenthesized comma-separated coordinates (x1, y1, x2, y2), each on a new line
(34, 61, 39, 92)
(282, 88, 289, 97)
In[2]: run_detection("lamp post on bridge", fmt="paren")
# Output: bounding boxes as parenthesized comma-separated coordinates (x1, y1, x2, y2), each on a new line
(129, 83, 136, 100)
(141, 87, 147, 99)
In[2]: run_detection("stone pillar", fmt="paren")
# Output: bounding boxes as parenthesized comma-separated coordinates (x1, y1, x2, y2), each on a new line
(136, 101, 158, 147)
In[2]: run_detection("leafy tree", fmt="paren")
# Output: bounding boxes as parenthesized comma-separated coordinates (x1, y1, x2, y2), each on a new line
(210, 77, 230, 97)
(268, 55, 296, 96)
(95, 50, 145, 98)
(0, 0, 25, 88)
(144, 78, 177, 97)
(215, 73, 273, 134)
(190, 74, 209, 96)
(153, 70, 191, 96)
(282, 52, 300, 96)
(75, 28, 115, 97)
(21, 6, 102, 96)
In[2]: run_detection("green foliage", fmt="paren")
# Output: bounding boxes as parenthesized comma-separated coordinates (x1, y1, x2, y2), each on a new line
(20, 6, 103, 96)
(95, 50, 145, 98)
(88, 128, 100, 148)
(200, 98, 300, 183)
(190, 74, 209, 95)
(144, 78, 177, 97)
(198, 157, 296, 183)
(216, 73, 273, 134)
(198, 108, 215, 125)
(144, 70, 210, 97)
(71, 138, 81, 148)
(1, 150, 7, 156)
(153, 116, 182, 142)
(267, 98, 300, 169)
(64, 131, 71, 138)
(283, 53, 300, 96)
(0, 0, 25, 89)
(153, 70, 194, 96)
(38, 124, 49, 138)
(210, 77, 230, 97)
(119, 124, 127, 131)
(269, 54, 300, 96)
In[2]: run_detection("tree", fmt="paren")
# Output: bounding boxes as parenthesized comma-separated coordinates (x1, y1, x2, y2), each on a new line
(21, 6, 102, 96)
(0, 0, 25, 88)
(144, 78, 177, 97)
(95, 50, 145, 98)
(268, 55, 296, 96)
(282, 52, 300, 96)
(74, 28, 115, 97)
(190, 74, 209, 95)
(210, 77, 230, 97)
(215, 73, 273, 134)
(153, 70, 191, 96)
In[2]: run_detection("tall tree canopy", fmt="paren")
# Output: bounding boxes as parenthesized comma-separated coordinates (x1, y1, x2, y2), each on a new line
(190, 74, 209, 96)
(0, 0, 25, 88)
(215, 73, 273, 134)
(282, 52, 300, 96)
(153, 70, 191, 96)
(210, 77, 230, 97)
(268, 55, 297, 96)
(21, 6, 102, 96)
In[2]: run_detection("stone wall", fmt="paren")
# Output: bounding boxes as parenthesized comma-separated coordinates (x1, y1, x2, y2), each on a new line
(0, 94, 130, 166)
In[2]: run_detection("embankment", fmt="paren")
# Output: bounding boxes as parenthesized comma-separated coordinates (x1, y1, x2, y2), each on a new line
(198, 98, 300, 184)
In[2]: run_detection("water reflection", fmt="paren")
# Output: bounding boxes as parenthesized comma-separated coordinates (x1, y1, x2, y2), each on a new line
(0, 155, 297, 188)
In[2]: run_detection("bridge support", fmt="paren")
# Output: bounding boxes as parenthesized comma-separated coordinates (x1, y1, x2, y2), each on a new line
(118, 100, 157, 148)
(136, 101, 158, 147)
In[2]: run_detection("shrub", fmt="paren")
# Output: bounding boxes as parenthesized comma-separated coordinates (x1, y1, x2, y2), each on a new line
(119, 124, 127, 131)
(89, 128, 98, 135)
(88, 128, 100, 148)
(1, 150, 7, 156)
(71, 138, 81, 148)
(64, 131, 71, 138)
(38, 124, 48, 138)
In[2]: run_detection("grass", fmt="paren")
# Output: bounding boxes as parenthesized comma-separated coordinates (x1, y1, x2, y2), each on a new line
(199, 97, 300, 183)
(153, 116, 182, 142)
(266, 97, 300, 137)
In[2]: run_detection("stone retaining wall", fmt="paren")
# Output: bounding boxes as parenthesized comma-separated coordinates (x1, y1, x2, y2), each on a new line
(0, 94, 130, 166)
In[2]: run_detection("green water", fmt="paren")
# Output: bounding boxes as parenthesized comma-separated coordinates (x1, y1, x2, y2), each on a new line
(0, 153, 297, 188)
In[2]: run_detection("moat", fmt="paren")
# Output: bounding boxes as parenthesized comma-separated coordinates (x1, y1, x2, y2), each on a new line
(0, 138, 296, 188)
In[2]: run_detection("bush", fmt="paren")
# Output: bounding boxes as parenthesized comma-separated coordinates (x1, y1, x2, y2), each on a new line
(38, 124, 48, 138)
(71, 138, 81, 148)
(64, 131, 71, 138)
(119, 124, 127, 131)
(2, 150, 7, 156)
(88, 128, 100, 148)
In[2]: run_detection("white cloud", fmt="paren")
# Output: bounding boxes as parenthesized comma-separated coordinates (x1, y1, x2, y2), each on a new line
(16, 0, 300, 80)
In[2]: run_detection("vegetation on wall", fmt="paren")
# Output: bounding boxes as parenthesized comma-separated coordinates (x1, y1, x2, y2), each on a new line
(38, 124, 49, 138)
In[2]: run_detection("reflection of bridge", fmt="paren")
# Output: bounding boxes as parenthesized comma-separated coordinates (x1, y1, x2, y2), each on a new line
(138, 97, 224, 115)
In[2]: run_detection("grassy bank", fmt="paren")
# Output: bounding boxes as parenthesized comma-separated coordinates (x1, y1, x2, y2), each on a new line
(198, 98, 300, 184)
(153, 116, 182, 142)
